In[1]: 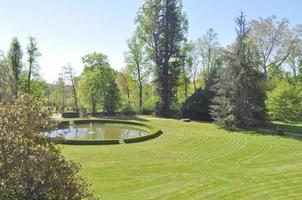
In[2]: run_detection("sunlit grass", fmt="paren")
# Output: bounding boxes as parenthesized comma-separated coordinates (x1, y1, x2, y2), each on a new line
(62, 116, 302, 200)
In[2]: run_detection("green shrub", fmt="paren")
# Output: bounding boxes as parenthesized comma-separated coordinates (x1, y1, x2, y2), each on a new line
(182, 88, 213, 121)
(266, 79, 302, 121)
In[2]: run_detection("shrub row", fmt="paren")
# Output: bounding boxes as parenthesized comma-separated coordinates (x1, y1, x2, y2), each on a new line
(124, 130, 163, 143)
(61, 112, 79, 118)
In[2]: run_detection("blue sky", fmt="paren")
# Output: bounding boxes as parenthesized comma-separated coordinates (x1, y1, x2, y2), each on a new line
(0, 0, 301, 83)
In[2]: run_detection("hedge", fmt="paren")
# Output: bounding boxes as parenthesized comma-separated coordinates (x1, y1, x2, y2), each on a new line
(62, 112, 79, 118)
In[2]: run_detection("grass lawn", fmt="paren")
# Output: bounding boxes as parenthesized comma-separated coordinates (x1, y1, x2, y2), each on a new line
(62, 116, 302, 200)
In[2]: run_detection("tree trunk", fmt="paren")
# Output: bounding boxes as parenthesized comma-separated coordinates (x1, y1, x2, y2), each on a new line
(184, 77, 188, 99)
(72, 83, 79, 112)
(263, 65, 267, 80)
(139, 83, 143, 109)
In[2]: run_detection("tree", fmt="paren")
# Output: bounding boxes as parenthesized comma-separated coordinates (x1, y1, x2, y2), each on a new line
(26, 36, 41, 93)
(179, 41, 194, 100)
(190, 41, 201, 93)
(182, 66, 218, 121)
(116, 71, 132, 107)
(125, 29, 150, 109)
(266, 79, 302, 121)
(61, 64, 79, 112)
(8, 37, 23, 98)
(137, 0, 188, 117)
(250, 16, 299, 80)
(19, 75, 48, 99)
(211, 13, 266, 128)
(0, 52, 11, 100)
(286, 28, 302, 77)
(78, 52, 120, 115)
(55, 77, 66, 112)
(0, 95, 96, 199)
(196, 28, 220, 83)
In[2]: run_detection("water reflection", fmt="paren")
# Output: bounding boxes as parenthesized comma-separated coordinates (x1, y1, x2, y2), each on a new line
(50, 123, 148, 140)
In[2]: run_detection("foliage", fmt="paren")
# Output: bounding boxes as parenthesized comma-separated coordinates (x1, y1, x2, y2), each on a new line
(137, 0, 188, 117)
(8, 37, 23, 98)
(116, 71, 136, 111)
(211, 13, 266, 128)
(19, 74, 48, 99)
(60, 64, 79, 112)
(182, 67, 217, 121)
(26, 35, 41, 93)
(0, 95, 96, 199)
(125, 29, 150, 109)
(78, 52, 120, 114)
(0, 52, 11, 100)
(178, 41, 194, 101)
(266, 79, 302, 121)
(196, 28, 220, 84)
(250, 15, 300, 79)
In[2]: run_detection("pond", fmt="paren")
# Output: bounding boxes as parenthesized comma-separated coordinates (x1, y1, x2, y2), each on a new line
(49, 123, 148, 140)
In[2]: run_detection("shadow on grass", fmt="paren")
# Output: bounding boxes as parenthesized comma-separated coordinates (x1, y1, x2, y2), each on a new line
(213, 121, 302, 142)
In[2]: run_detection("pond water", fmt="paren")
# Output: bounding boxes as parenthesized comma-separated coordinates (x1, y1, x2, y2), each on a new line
(49, 123, 148, 140)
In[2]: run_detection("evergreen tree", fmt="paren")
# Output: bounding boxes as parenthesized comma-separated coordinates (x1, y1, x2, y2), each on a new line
(137, 0, 188, 117)
(8, 37, 23, 98)
(211, 13, 266, 128)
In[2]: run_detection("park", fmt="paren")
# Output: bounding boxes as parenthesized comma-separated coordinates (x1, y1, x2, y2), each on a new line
(0, 0, 302, 199)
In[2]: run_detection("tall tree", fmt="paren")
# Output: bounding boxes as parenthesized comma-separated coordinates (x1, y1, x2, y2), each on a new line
(137, 0, 188, 117)
(125, 30, 150, 109)
(286, 28, 302, 77)
(250, 16, 299, 80)
(8, 37, 23, 98)
(26, 36, 41, 93)
(55, 77, 66, 112)
(190, 41, 201, 93)
(61, 64, 79, 112)
(196, 28, 220, 83)
(179, 41, 194, 99)
(78, 53, 120, 114)
(211, 13, 266, 128)
(116, 71, 132, 107)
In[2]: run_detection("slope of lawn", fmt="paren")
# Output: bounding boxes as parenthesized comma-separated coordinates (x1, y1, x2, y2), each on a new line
(62, 116, 302, 200)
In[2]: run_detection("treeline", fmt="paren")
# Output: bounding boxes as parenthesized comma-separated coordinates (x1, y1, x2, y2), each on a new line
(1, 0, 302, 128)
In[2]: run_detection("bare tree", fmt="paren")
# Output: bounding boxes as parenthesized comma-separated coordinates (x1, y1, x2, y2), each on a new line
(60, 64, 79, 112)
